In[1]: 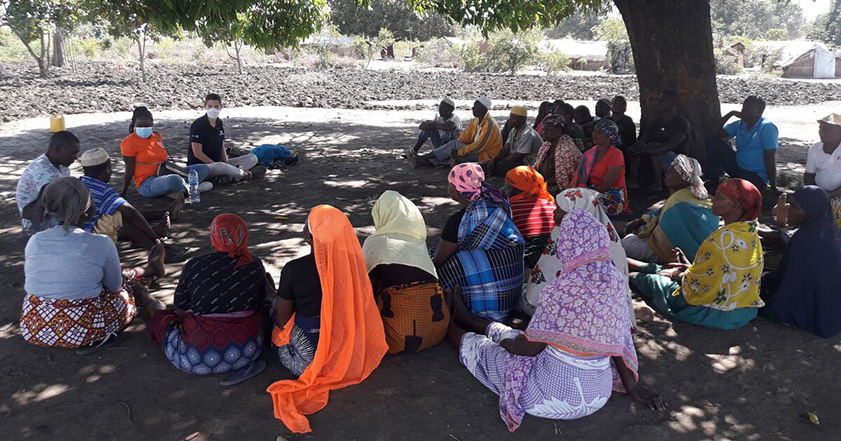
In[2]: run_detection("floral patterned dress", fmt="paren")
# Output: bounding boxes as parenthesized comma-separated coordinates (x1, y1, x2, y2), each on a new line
(630, 221, 764, 330)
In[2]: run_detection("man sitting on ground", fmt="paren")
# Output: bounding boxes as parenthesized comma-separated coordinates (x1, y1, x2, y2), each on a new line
(411, 98, 462, 154)
(16, 131, 78, 232)
(79, 148, 178, 251)
(407, 96, 502, 168)
(628, 90, 691, 192)
(611, 95, 637, 152)
(484, 106, 543, 177)
(804, 113, 841, 228)
(188, 93, 266, 184)
(705, 95, 779, 196)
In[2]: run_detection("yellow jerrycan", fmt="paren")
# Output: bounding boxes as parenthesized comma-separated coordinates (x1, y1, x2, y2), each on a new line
(50, 113, 65, 132)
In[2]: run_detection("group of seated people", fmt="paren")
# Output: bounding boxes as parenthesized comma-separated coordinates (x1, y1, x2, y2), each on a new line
(12, 90, 841, 433)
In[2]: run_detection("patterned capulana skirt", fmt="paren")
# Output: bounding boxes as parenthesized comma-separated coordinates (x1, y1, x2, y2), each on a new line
(148, 310, 263, 375)
(20, 288, 137, 348)
(273, 314, 321, 377)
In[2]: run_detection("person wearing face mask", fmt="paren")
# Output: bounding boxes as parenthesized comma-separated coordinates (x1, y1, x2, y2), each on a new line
(16, 130, 79, 232)
(187, 93, 265, 183)
(121, 107, 213, 198)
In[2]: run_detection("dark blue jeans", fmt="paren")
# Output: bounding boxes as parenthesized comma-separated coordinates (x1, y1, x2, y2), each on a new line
(704, 138, 766, 195)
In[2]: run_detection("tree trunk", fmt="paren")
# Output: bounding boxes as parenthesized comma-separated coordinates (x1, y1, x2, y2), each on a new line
(136, 35, 147, 83)
(39, 31, 49, 78)
(52, 29, 66, 67)
(614, 0, 721, 162)
(235, 42, 243, 76)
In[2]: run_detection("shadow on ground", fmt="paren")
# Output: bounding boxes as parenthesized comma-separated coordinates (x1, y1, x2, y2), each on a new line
(0, 113, 838, 441)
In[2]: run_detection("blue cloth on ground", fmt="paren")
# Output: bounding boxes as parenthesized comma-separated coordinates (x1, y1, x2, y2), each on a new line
(250, 144, 294, 167)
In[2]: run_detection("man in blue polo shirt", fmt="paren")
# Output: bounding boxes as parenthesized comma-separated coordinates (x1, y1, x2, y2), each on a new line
(79, 148, 177, 251)
(705, 96, 779, 195)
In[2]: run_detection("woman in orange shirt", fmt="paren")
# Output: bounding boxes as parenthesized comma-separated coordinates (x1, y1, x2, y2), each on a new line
(120, 107, 212, 198)
(571, 118, 628, 216)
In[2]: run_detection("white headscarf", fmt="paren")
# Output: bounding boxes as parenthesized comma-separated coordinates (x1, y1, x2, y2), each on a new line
(670, 154, 707, 199)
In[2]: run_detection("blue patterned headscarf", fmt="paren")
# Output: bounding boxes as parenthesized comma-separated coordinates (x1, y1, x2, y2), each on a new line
(593, 118, 621, 147)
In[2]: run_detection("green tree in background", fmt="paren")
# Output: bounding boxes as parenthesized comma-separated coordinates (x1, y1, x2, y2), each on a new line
(709, 0, 805, 41)
(592, 18, 628, 41)
(809, 0, 841, 47)
(546, 11, 607, 40)
(0, 0, 80, 77)
(330, 0, 453, 42)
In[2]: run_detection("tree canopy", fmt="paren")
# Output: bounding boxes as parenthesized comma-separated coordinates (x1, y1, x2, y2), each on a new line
(330, 0, 453, 41)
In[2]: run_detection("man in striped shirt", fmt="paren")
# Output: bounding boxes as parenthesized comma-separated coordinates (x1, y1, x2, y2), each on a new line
(79, 148, 179, 251)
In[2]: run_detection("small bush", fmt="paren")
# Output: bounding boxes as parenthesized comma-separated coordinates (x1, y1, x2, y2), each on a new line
(456, 30, 539, 75)
(536, 50, 571, 75)
(714, 49, 743, 75)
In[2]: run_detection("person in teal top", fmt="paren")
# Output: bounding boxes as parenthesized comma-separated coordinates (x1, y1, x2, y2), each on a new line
(705, 96, 780, 196)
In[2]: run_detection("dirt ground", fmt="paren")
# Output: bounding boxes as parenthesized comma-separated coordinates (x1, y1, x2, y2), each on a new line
(1, 104, 840, 441)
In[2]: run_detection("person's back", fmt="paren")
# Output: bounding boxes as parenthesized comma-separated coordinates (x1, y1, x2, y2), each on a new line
(176, 251, 266, 314)
(25, 226, 122, 300)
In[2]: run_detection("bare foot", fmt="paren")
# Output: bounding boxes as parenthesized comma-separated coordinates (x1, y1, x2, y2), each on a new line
(145, 240, 167, 278)
(132, 282, 166, 318)
(168, 192, 185, 223)
(634, 306, 655, 322)
(152, 212, 171, 237)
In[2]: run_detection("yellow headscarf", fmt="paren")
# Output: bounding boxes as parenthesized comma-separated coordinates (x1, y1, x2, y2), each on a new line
(362, 190, 437, 278)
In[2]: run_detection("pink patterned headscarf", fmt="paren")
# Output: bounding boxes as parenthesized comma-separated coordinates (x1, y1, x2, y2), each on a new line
(526, 209, 638, 378)
(448, 163, 485, 200)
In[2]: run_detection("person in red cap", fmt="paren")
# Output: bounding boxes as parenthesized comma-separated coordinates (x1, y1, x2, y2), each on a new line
(628, 178, 764, 330)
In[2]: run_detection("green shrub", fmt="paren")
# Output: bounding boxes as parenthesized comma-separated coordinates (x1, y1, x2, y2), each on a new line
(714, 49, 743, 75)
(457, 30, 539, 75)
(536, 50, 571, 75)
(0, 28, 29, 61)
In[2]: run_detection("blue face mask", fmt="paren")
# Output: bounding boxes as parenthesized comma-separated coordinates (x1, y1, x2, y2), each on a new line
(135, 127, 153, 138)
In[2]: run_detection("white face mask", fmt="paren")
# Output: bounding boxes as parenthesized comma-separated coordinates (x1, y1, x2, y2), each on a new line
(206, 108, 221, 119)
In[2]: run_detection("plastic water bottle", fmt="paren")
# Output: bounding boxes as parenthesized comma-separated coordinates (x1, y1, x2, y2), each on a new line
(188, 167, 200, 204)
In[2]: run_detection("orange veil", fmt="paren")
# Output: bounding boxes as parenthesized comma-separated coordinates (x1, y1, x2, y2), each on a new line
(267, 205, 388, 433)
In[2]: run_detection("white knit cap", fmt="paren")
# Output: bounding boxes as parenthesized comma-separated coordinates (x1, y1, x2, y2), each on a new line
(441, 97, 455, 107)
(476, 96, 492, 110)
(79, 147, 110, 167)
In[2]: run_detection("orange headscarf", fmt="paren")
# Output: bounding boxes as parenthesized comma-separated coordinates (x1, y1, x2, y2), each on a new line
(717, 178, 762, 221)
(505, 165, 555, 202)
(210, 213, 253, 268)
(267, 205, 388, 433)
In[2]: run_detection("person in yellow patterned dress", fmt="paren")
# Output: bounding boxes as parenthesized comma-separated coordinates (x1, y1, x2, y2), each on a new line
(628, 178, 764, 329)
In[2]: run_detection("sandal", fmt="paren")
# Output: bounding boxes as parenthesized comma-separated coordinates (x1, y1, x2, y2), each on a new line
(76, 332, 126, 356)
(219, 360, 266, 386)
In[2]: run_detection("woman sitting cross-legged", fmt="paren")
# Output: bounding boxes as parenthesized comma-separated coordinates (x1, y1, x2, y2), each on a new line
(448, 209, 666, 432)
(268, 205, 387, 434)
(622, 154, 719, 264)
(503, 165, 557, 272)
(432, 163, 525, 322)
(629, 178, 764, 330)
(19, 177, 165, 354)
(362, 190, 449, 354)
(760, 186, 841, 338)
(570, 118, 628, 216)
(145, 214, 268, 384)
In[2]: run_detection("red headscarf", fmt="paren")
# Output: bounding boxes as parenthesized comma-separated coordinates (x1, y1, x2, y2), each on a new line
(717, 178, 762, 221)
(505, 165, 555, 202)
(210, 213, 253, 268)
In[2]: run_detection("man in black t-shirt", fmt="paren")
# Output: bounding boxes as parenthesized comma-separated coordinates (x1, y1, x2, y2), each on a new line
(188, 93, 265, 183)
(627, 90, 691, 192)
